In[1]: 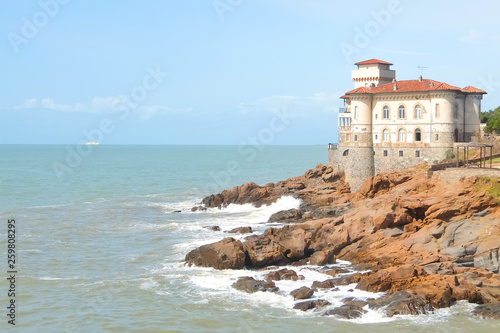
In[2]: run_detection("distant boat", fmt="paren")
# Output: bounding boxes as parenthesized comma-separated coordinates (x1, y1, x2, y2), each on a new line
(85, 142, 100, 145)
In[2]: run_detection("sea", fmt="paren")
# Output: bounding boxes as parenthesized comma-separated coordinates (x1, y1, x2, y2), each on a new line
(0, 144, 499, 332)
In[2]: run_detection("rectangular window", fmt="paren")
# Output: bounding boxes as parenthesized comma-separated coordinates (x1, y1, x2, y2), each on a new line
(346, 134, 351, 142)
(399, 150, 404, 157)
(435, 103, 440, 118)
(383, 150, 388, 157)
(415, 150, 420, 157)
(354, 135, 358, 142)
(435, 134, 439, 141)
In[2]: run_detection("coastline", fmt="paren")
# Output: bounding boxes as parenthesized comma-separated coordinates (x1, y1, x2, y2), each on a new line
(185, 164, 500, 319)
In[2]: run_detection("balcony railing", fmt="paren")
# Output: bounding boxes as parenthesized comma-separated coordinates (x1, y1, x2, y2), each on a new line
(339, 107, 350, 113)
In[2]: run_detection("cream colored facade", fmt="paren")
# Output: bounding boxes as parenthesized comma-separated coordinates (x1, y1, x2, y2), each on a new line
(329, 59, 486, 191)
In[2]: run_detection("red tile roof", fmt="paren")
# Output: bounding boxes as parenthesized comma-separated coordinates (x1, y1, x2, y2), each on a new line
(341, 79, 487, 98)
(344, 87, 372, 94)
(462, 85, 487, 94)
(354, 59, 393, 66)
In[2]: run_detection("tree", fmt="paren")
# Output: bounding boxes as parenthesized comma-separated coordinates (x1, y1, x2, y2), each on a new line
(484, 106, 500, 134)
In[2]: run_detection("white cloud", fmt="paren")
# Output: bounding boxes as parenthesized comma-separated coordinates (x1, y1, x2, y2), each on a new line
(459, 30, 480, 43)
(9, 95, 177, 120)
(13, 98, 38, 110)
(91, 95, 127, 112)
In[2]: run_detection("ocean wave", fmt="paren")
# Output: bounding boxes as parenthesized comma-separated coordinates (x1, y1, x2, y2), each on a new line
(39, 276, 83, 281)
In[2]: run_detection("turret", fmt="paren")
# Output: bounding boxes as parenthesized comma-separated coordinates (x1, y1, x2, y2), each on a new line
(352, 59, 395, 88)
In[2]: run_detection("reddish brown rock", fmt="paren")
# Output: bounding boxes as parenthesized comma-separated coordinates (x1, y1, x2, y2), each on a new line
(309, 249, 336, 266)
(243, 234, 286, 267)
(226, 226, 253, 234)
(186, 163, 500, 311)
(185, 237, 245, 270)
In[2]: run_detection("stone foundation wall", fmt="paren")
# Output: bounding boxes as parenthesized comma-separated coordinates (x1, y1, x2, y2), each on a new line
(373, 146, 452, 175)
(328, 145, 455, 192)
(433, 167, 500, 183)
(328, 146, 375, 191)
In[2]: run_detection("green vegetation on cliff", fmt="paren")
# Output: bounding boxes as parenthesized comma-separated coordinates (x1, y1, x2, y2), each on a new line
(474, 176, 500, 203)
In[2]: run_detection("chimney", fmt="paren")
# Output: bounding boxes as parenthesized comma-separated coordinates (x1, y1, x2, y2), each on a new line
(419, 75, 423, 82)
(393, 83, 398, 91)
(392, 78, 397, 83)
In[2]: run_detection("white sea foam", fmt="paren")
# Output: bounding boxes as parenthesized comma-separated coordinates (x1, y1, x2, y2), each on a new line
(184, 261, 394, 323)
(39, 276, 82, 281)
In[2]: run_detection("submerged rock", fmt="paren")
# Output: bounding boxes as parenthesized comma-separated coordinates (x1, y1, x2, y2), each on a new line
(472, 303, 500, 319)
(293, 299, 330, 311)
(203, 225, 220, 232)
(290, 286, 314, 300)
(324, 305, 367, 319)
(369, 291, 433, 317)
(341, 297, 370, 308)
(231, 276, 278, 293)
(311, 279, 336, 290)
(265, 268, 304, 282)
(268, 209, 303, 223)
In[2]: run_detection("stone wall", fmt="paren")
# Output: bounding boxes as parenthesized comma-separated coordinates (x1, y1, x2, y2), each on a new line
(373, 146, 452, 175)
(328, 145, 455, 191)
(433, 167, 500, 183)
(328, 146, 375, 192)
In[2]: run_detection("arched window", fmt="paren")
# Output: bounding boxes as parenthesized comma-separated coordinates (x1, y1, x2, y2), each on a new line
(415, 105, 422, 119)
(415, 128, 422, 142)
(398, 105, 405, 119)
(383, 129, 389, 142)
(343, 149, 349, 156)
(398, 128, 405, 142)
(383, 106, 390, 119)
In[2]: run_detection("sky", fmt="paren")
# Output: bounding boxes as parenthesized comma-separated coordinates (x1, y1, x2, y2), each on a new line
(1, 0, 500, 145)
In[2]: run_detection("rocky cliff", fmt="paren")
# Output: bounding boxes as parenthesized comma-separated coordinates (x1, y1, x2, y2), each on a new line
(186, 164, 500, 318)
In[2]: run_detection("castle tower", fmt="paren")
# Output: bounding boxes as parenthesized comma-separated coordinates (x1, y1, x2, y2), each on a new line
(347, 93, 375, 189)
(352, 59, 395, 88)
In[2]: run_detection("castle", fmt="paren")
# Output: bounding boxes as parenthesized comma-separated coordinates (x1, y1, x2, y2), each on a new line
(328, 59, 487, 191)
